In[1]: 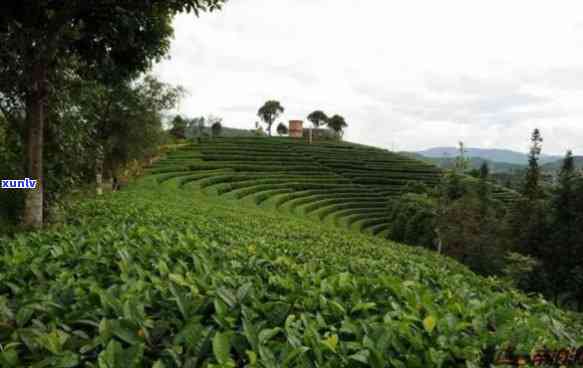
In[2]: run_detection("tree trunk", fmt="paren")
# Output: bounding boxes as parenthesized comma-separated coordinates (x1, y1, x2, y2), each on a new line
(103, 154, 114, 191)
(96, 157, 103, 196)
(435, 227, 443, 253)
(23, 61, 47, 229)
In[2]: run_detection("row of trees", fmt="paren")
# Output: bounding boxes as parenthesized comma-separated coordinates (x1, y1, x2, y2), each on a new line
(0, 1, 225, 229)
(169, 114, 223, 140)
(391, 130, 583, 311)
(307, 110, 348, 138)
(256, 101, 349, 138)
(508, 131, 583, 309)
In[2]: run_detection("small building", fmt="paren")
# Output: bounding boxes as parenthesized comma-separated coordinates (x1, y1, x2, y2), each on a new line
(289, 120, 303, 138)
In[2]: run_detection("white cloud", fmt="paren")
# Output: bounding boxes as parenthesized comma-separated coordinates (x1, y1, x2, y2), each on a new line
(154, 0, 583, 155)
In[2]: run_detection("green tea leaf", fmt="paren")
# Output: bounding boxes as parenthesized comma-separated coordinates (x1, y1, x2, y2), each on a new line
(423, 315, 437, 334)
(212, 331, 233, 366)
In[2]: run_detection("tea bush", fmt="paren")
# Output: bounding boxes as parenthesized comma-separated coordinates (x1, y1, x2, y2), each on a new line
(0, 179, 581, 366)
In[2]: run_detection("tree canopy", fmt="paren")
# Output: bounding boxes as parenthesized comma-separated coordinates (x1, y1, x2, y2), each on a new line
(326, 114, 348, 138)
(307, 110, 329, 128)
(257, 100, 284, 136)
(276, 122, 289, 136)
(0, 0, 225, 228)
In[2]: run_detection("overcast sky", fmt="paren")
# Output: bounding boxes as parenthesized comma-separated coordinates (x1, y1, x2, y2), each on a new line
(153, 0, 583, 155)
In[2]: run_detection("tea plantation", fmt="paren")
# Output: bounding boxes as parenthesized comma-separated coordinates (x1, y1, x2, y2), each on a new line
(149, 137, 517, 237)
(0, 177, 581, 367)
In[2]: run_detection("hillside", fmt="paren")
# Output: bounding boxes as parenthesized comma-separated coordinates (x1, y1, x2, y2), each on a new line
(149, 137, 517, 238)
(0, 178, 581, 366)
(541, 155, 583, 172)
(416, 147, 561, 165)
(186, 126, 260, 139)
(401, 152, 525, 173)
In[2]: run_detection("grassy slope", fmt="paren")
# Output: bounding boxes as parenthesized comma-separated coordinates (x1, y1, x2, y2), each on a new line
(149, 137, 518, 240)
(0, 177, 581, 366)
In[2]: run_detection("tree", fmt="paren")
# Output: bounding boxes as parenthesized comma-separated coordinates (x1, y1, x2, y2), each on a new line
(276, 122, 288, 136)
(455, 141, 470, 173)
(0, 111, 24, 227)
(477, 162, 491, 215)
(74, 75, 183, 193)
(545, 150, 581, 306)
(257, 100, 284, 136)
(436, 177, 507, 275)
(186, 116, 206, 138)
(327, 114, 348, 138)
(510, 129, 548, 257)
(170, 115, 188, 140)
(307, 110, 328, 128)
(554, 150, 576, 229)
(524, 129, 544, 200)
(0, 0, 224, 228)
(505, 129, 551, 297)
(569, 177, 583, 311)
(211, 121, 222, 137)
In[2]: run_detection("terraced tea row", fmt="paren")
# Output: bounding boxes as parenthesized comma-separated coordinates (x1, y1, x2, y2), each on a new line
(149, 137, 518, 237)
(1, 180, 579, 365)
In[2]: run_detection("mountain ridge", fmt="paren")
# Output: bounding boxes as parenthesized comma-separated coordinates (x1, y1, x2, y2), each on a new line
(416, 146, 562, 165)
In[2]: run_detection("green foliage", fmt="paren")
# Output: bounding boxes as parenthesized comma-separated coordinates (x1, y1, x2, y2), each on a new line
(276, 122, 288, 136)
(326, 115, 348, 139)
(0, 113, 24, 230)
(386, 193, 436, 249)
(501, 252, 540, 290)
(0, 73, 182, 228)
(402, 181, 431, 195)
(505, 147, 583, 310)
(148, 137, 518, 281)
(523, 129, 544, 200)
(0, 0, 225, 228)
(0, 179, 581, 365)
(211, 121, 223, 138)
(257, 100, 284, 136)
(170, 115, 188, 140)
(306, 110, 329, 128)
(148, 137, 451, 240)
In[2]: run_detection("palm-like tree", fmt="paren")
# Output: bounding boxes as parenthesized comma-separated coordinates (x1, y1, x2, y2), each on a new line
(307, 110, 328, 128)
(257, 100, 284, 136)
(327, 114, 348, 139)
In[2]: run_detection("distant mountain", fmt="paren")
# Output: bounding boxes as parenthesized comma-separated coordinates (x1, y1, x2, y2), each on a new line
(416, 147, 561, 165)
(402, 152, 525, 173)
(541, 156, 583, 172)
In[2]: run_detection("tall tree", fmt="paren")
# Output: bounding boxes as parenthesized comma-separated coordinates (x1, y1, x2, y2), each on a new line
(506, 129, 549, 296)
(327, 114, 348, 138)
(569, 177, 583, 311)
(307, 110, 328, 128)
(257, 100, 284, 136)
(0, 0, 224, 228)
(455, 141, 470, 173)
(477, 162, 491, 215)
(524, 128, 544, 200)
(554, 150, 576, 226)
(545, 150, 579, 305)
